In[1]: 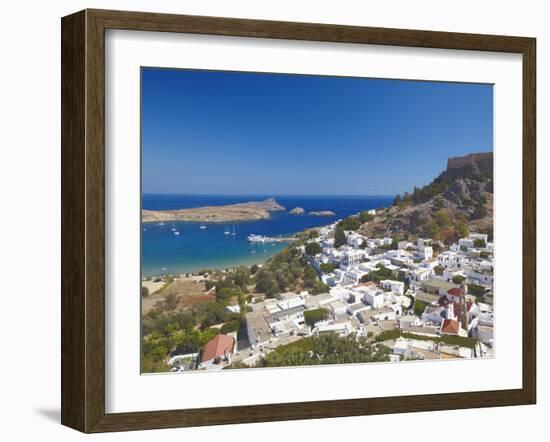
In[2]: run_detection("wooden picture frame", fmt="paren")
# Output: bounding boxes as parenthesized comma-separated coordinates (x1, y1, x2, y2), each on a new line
(61, 9, 536, 433)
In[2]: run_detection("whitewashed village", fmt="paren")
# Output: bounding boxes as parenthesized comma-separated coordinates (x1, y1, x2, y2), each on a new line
(139, 153, 496, 373)
(166, 213, 494, 372)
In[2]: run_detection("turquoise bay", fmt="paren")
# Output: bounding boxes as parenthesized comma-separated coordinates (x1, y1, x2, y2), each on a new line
(141, 195, 393, 277)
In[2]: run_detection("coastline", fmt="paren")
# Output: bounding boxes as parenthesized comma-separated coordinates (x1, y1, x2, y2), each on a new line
(141, 195, 394, 277)
(142, 246, 287, 278)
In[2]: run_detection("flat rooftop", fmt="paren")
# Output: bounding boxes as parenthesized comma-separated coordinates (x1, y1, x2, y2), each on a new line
(422, 279, 457, 291)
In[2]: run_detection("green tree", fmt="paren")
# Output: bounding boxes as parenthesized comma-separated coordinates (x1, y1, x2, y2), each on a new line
(320, 263, 336, 274)
(358, 211, 375, 223)
(474, 238, 486, 248)
(362, 265, 392, 282)
(303, 265, 319, 288)
(233, 267, 251, 291)
(305, 242, 322, 256)
(413, 299, 428, 316)
(308, 230, 320, 239)
(334, 228, 347, 248)
(433, 196, 445, 210)
(266, 282, 280, 298)
(310, 281, 330, 295)
(256, 333, 390, 368)
(162, 293, 180, 310)
(472, 204, 488, 220)
(424, 221, 440, 239)
(304, 308, 329, 327)
(434, 209, 452, 227)
(468, 283, 486, 297)
(200, 302, 229, 328)
(220, 319, 240, 334)
(337, 217, 362, 231)
(455, 222, 469, 238)
(452, 275, 466, 284)
(141, 286, 149, 297)
(216, 287, 235, 305)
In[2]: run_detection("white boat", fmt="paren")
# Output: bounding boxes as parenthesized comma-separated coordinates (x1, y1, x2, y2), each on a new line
(158, 222, 165, 226)
(250, 250, 256, 255)
(173, 231, 180, 236)
(200, 225, 207, 230)
(247, 234, 266, 243)
(224, 226, 230, 235)
(230, 225, 236, 236)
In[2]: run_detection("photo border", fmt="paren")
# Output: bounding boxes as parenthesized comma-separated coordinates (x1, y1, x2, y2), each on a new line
(61, 9, 536, 433)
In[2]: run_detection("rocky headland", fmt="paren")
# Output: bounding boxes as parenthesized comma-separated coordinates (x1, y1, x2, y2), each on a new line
(142, 198, 286, 223)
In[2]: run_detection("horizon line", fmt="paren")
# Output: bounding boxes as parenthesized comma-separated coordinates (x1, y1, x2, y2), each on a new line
(141, 193, 397, 198)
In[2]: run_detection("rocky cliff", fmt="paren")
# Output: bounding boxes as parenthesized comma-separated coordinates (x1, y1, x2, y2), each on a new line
(358, 152, 493, 241)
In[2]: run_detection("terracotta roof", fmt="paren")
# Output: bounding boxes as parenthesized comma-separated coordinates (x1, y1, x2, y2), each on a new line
(447, 287, 464, 297)
(201, 334, 234, 363)
(440, 319, 461, 335)
(356, 281, 377, 288)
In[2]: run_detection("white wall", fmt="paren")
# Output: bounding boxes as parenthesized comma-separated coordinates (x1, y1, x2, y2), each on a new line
(0, 0, 547, 440)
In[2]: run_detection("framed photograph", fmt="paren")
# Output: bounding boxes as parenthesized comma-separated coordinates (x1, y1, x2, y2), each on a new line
(61, 9, 536, 433)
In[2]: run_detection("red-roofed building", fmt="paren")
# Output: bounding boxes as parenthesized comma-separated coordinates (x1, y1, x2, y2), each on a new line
(201, 334, 235, 366)
(440, 319, 461, 336)
(446, 287, 464, 303)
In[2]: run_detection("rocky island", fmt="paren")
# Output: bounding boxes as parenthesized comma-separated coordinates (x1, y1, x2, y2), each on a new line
(142, 198, 286, 223)
(309, 210, 336, 216)
(289, 207, 305, 214)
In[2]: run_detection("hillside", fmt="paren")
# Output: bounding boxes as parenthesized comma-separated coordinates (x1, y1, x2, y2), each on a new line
(358, 152, 493, 242)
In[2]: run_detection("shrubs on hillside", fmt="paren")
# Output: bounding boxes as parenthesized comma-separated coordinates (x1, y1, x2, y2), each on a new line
(256, 333, 390, 367)
(254, 247, 305, 297)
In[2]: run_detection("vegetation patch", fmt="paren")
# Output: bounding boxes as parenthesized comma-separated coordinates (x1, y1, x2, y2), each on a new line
(303, 308, 329, 327)
(376, 329, 478, 349)
(256, 333, 391, 367)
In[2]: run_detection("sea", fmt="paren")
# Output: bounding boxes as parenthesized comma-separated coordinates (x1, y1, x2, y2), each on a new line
(142, 195, 394, 277)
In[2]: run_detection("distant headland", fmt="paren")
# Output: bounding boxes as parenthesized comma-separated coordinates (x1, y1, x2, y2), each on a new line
(142, 198, 286, 223)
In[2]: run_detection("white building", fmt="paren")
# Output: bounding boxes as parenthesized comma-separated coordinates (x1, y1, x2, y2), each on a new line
(380, 279, 405, 295)
(315, 322, 351, 336)
(410, 266, 433, 282)
(356, 286, 385, 309)
(342, 268, 368, 285)
(329, 300, 348, 316)
(347, 302, 370, 317)
(416, 238, 433, 260)
(341, 247, 366, 267)
(422, 305, 446, 325)
(346, 231, 365, 248)
(437, 251, 465, 269)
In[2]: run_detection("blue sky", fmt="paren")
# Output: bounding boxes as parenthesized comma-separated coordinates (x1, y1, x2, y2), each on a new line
(141, 68, 493, 196)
